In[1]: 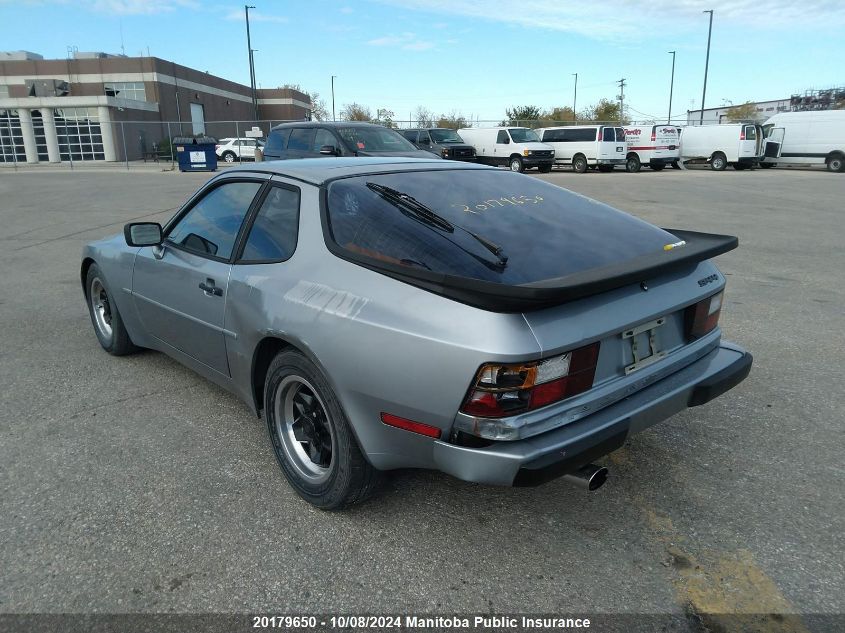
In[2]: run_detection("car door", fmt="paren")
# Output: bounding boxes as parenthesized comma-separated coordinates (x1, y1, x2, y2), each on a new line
(494, 129, 510, 164)
(240, 139, 256, 159)
(131, 177, 266, 375)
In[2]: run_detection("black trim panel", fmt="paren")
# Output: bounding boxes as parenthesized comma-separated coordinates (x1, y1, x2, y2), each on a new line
(688, 352, 753, 407)
(780, 152, 834, 158)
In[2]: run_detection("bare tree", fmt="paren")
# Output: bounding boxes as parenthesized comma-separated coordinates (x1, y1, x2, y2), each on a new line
(309, 92, 329, 121)
(414, 106, 435, 127)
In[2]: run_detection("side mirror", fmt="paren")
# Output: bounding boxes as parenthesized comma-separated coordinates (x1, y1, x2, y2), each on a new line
(124, 222, 163, 247)
(319, 145, 338, 156)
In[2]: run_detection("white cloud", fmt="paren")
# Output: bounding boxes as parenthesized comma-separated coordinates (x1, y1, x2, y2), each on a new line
(88, 0, 198, 15)
(340, 6, 354, 14)
(366, 31, 435, 50)
(372, 0, 845, 38)
(224, 8, 288, 23)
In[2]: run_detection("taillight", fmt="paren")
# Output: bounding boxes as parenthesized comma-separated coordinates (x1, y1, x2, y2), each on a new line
(461, 343, 600, 418)
(651, 129, 656, 142)
(685, 291, 723, 339)
(740, 129, 745, 140)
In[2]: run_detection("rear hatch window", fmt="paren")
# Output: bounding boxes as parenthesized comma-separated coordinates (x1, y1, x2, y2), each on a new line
(325, 169, 675, 285)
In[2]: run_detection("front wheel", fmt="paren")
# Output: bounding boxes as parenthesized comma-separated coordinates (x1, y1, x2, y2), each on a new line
(265, 350, 381, 510)
(85, 264, 138, 356)
(710, 152, 728, 171)
(827, 153, 845, 173)
(572, 155, 588, 173)
(625, 154, 641, 173)
(509, 156, 524, 172)
(222, 151, 237, 163)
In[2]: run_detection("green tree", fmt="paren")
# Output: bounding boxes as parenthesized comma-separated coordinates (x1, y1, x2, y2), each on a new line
(581, 99, 628, 123)
(502, 105, 542, 126)
(540, 106, 577, 123)
(725, 101, 759, 122)
(341, 102, 372, 121)
(436, 111, 469, 130)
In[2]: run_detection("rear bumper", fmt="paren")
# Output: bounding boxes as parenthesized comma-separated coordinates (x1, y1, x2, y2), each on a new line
(649, 157, 675, 165)
(597, 158, 626, 165)
(432, 341, 751, 486)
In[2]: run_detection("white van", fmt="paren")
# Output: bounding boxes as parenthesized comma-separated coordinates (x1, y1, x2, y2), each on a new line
(761, 110, 845, 172)
(456, 127, 554, 172)
(679, 123, 764, 170)
(536, 125, 626, 173)
(622, 125, 680, 172)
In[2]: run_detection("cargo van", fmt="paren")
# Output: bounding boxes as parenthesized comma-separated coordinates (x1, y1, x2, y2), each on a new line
(622, 125, 680, 172)
(536, 125, 626, 173)
(457, 127, 554, 172)
(760, 110, 845, 172)
(679, 123, 764, 170)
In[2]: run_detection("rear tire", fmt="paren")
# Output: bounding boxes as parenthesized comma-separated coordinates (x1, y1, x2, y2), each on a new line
(710, 152, 728, 171)
(85, 263, 139, 356)
(671, 160, 681, 169)
(625, 154, 641, 173)
(759, 162, 776, 169)
(827, 153, 845, 173)
(264, 350, 381, 510)
(651, 163, 666, 171)
(572, 155, 588, 173)
(509, 156, 524, 172)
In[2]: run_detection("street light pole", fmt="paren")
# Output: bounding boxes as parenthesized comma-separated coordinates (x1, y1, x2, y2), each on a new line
(700, 10, 713, 125)
(331, 75, 337, 121)
(668, 51, 676, 124)
(572, 73, 578, 121)
(245, 5, 258, 122)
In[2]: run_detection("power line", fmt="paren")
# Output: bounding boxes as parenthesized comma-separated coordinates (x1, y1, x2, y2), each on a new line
(617, 78, 627, 122)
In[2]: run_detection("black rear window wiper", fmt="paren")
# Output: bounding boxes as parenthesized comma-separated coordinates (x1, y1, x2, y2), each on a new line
(365, 182, 508, 268)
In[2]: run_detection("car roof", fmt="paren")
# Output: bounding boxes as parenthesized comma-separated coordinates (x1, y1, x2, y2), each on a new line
(218, 157, 493, 185)
(270, 121, 389, 131)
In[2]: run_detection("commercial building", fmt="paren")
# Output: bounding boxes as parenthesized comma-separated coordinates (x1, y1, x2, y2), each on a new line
(686, 88, 845, 125)
(686, 98, 791, 125)
(0, 51, 312, 163)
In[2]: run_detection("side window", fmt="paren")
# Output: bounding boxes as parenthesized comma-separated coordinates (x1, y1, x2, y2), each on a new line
(400, 130, 417, 142)
(168, 181, 262, 260)
(287, 128, 315, 151)
(264, 129, 289, 154)
(240, 186, 300, 262)
(602, 127, 614, 141)
(313, 128, 338, 152)
(418, 130, 431, 144)
(496, 130, 509, 144)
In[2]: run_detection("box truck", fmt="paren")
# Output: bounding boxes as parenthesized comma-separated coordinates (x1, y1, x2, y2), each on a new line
(622, 125, 680, 172)
(457, 127, 554, 172)
(761, 110, 845, 172)
(679, 123, 764, 170)
(536, 125, 626, 173)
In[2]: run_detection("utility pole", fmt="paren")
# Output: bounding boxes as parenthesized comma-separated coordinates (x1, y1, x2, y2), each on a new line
(244, 5, 258, 122)
(700, 10, 714, 125)
(668, 51, 676, 124)
(331, 75, 337, 121)
(572, 73, 578, 121)
(617, 78, 627, 122)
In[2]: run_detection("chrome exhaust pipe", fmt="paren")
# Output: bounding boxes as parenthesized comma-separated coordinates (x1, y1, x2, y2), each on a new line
(563, 464, 608, 491)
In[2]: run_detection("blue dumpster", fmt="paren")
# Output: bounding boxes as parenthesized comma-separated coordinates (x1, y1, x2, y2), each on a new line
(174, 136, 217, 172)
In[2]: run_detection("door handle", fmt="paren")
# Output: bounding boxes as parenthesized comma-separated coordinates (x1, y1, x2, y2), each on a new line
(198, 279, 223, 297)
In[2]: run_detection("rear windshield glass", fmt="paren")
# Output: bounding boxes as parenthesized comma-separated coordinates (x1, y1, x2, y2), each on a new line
(430, 129, 463, 143)
(325, 170, 674, 284)
(744, 125, 757, 140)
(336, 127, 418, 152)
(508, 128, 540, 143)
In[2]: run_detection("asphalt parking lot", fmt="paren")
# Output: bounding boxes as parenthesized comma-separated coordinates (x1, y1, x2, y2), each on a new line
(0, 165, 842, 630)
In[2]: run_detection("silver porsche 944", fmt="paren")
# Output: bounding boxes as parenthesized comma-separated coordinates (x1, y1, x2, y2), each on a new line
(81, 157, 752, 509)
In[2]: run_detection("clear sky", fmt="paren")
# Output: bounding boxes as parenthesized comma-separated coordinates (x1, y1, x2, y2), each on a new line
(1, 0, 842, 123)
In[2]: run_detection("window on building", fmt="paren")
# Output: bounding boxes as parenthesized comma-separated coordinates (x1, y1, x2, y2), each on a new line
(0, 85, 9, 98)
(55, 107, 104, 161)
(0, 110, 26, 163)
(104, 82, 146, 101)
(190, 103, 205, 135)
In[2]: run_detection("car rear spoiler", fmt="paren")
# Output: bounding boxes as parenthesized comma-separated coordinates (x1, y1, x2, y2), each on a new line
(343, 229, 738, 312)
